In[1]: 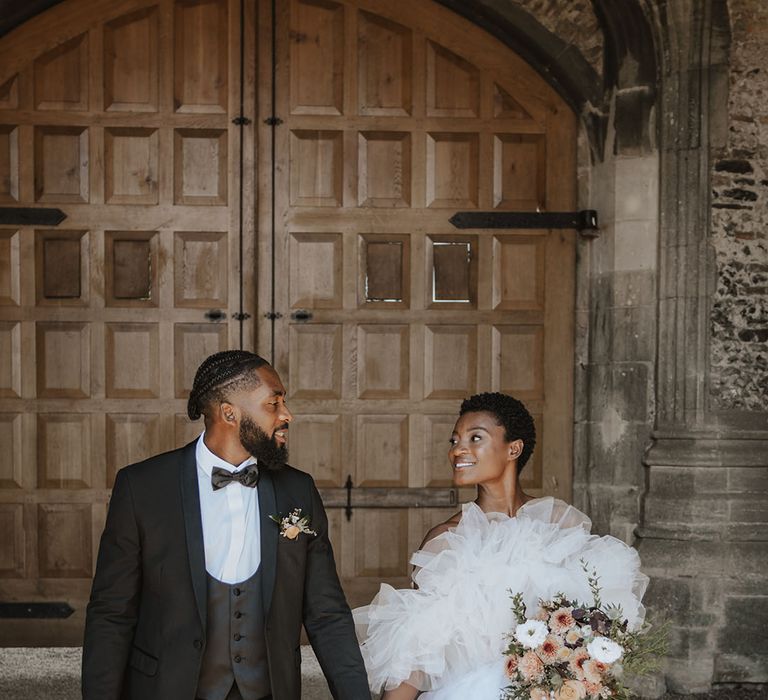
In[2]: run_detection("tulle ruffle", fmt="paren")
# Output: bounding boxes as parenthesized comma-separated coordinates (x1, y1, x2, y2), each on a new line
(353, 497, 648, 693)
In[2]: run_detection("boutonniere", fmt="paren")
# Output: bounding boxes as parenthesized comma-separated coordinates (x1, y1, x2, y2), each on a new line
(270, 508, 317, 540)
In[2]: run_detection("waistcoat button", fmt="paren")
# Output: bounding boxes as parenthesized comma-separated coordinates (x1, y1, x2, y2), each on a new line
(233, 588, 241, 596)
(234, 633, 242, 641)
(193, 639, 203, 650)
(234, 611, 243, 619)
(234, 655, 242, 663)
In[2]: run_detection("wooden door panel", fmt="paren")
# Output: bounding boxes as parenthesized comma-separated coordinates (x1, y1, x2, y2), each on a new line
(289, 0, 346, 116)
(426, 41, 480, 118)
(0, 503, 25, 577)
(0, 125, 20, 203)
(103, 7, 160, 113)
(0, 0, 253, 644)
(0, 413, 23, 488)
(173, 0, 229, 114)
(33, 35, 89, 112)
(357, 12, 412, 116)
(104, 127, 160, 203)
(264, 0, 576, 607)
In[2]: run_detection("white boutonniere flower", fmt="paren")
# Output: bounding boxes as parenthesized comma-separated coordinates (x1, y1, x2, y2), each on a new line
(270, 508, 317, 539)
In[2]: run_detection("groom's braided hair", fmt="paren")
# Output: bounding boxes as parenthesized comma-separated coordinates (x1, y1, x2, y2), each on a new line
(459, 392, 536, 473)
(187, 350, 270, 421)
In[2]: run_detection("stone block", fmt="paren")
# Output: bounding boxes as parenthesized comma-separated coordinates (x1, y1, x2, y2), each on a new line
(718, 596, 768, 659)
(585, 420, 647, 486)
(589, 301, 655, 363)
(725, 522, 768, 541)
(714, 653, 768, 683)
(614, 154, 659, 222)
(646, 466, 696, 496)
(665, 652, 716, 695)
(585, 362, 652, 424)
(613, 269, 656, 307)
(643, 494, 729, 531)
(728, 467, 768, 494)
(614, 219, 659, 272)
(628, 671, 666, 699)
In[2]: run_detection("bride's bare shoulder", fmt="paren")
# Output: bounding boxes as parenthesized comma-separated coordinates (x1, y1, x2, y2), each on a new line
(419, 511, 462, 548)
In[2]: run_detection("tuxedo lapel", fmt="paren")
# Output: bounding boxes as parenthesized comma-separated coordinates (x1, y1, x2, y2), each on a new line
(258, 469, 278, 616)
(180, 439, 207, 631)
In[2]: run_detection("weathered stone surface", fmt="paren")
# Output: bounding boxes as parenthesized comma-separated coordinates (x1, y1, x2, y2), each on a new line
(718, 597, 768, 658)
(710, 0, 768, 411)
(508, 0, 604, 76)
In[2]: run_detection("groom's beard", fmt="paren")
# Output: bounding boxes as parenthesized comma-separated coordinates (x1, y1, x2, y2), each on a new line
(239, 415, 288, 469)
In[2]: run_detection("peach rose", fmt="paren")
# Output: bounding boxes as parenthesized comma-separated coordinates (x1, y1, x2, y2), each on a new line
(556, 646, 573, 663)
(583, 659, 608, 684)
(530, 688, 549, 700)
(555, 679, 588, 700)
(519, 650, 545, 683)
(283, 524, 300, 539)
(505, 655, 519, 679)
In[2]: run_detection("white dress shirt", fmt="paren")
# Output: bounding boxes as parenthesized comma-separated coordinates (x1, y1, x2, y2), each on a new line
(195, 432, 261, 584)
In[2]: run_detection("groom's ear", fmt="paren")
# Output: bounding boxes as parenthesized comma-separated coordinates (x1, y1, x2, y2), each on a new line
(219, 401, 237, 424)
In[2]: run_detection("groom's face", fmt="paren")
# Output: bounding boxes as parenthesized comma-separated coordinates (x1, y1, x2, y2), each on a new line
(228, 366, 293, 467)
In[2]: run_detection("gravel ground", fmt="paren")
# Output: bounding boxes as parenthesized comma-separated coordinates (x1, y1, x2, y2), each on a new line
(0, 648, 764, 699)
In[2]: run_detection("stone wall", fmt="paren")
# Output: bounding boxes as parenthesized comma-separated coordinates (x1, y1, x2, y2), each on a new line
(710, 0, 768, 412)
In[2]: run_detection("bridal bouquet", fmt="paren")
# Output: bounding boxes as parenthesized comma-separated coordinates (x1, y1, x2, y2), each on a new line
(501, 565, 665, 700)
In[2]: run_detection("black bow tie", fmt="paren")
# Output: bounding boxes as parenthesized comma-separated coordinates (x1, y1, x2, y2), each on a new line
(211, 464, 260, 491)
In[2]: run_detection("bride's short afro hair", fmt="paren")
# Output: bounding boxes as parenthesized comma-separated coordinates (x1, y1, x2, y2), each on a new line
(459, 392, 536, 472)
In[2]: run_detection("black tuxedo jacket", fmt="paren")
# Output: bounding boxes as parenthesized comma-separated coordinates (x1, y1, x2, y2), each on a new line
(82, 440, 370, 700)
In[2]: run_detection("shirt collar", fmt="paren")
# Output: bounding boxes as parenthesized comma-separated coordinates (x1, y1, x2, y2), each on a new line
(195, 432, 257, 477)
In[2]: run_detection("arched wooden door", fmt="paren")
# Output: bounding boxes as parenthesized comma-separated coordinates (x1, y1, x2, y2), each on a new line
(259, 0, 576, 607)
(0, 0, 574, 643)
(0, 0, 255, 644)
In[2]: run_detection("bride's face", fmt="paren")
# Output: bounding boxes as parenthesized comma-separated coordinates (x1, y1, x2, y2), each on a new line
(448, 411, 521, 487)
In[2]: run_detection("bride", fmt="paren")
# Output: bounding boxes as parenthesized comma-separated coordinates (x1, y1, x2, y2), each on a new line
(353, 392, 648, 699)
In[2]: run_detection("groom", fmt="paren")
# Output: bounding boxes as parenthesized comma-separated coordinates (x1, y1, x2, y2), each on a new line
(82, 350, 370, 700)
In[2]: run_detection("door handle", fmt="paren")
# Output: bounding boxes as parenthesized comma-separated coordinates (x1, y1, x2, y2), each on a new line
(290, 309, 313, 322)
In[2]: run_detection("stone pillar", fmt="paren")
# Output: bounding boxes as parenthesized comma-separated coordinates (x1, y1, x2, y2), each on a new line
(637, 0, 768, 692)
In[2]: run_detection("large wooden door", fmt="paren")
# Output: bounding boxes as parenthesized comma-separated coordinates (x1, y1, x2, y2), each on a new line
(259, 0, 576, 606)
(0, 0, 255, 644)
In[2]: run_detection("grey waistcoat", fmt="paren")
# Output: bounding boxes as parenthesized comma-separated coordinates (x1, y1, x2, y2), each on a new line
(195, 568, 271, 700)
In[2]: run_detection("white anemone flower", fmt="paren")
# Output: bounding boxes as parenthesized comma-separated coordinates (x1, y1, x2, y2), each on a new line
(587, 636, 624, 664)
(514, 619, 548, 649)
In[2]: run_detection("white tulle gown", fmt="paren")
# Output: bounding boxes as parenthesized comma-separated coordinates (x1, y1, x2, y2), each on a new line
(353, 497, 648, 699)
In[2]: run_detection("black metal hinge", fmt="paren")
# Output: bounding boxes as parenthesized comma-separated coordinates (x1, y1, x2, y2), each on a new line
(0, 207, 67, 226)
(263, 311, 283, 320)
(0, 602, 74, 619)
(263, 116, 283, 126)
(232, 311, 251, 321)
(232, 116, 252, 126)
(449, 210, 598, 233)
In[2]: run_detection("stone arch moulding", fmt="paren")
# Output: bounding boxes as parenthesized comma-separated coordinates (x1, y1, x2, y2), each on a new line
(437, 0, 658, 161)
